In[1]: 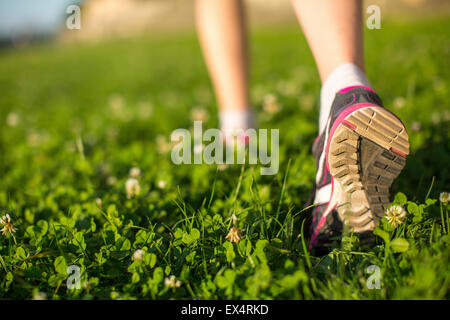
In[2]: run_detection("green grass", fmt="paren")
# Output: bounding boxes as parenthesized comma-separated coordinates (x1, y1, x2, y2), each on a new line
(0, 18, 449, 299)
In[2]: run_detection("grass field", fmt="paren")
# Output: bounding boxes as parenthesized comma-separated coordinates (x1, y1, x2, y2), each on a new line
(0, 18, 449, 300)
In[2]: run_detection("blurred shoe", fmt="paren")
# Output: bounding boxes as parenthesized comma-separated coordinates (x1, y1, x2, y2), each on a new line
(309, 86, 410, 251)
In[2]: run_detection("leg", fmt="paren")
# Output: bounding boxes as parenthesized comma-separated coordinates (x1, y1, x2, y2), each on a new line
(292, 0, 364, 82)
(195, 0, 253, 135)
(292, 0, 369, 134)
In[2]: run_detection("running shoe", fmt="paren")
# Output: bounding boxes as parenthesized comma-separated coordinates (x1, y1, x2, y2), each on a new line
(309, 85, 410, 250)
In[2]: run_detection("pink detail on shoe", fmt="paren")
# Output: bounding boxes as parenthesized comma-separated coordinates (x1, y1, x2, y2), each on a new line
(311, 202, 330, 226)
(338, 85, 377, 94)
(311, 207, 318, 225)
(309, 179, 336, 249)
(223, 131, 250, 147)
(321, 166, 328, 186)
(241, 134, 250, 145)
(342, 120, 356, 130)
(391, 147, 407, 157)
(323, 95, 356, 174)
(314, 135, 321, 144)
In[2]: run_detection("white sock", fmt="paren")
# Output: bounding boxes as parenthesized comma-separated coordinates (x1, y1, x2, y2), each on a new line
(319, 63, 370, 133)
(219, 109, 254, 133)
(219, 109, 255, 145)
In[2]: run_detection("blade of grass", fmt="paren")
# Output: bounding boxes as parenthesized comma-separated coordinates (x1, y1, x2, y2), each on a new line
(274, 158, 291, 226)
(425, 176, 435, 201)
(300, 219, 312, 269)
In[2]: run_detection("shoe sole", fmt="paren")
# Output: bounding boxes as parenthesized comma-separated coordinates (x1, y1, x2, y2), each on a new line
(327, 105, 409, 235)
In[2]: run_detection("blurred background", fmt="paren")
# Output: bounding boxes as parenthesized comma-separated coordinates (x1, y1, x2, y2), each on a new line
(0, 0, 448, 199)
(1, 0, 449, 47)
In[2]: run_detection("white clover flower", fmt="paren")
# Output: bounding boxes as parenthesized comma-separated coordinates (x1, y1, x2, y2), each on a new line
(442, 110, 450, 122)
(385, 205, 407, 228)
(108, 94, 125, 115)
(133, 249, 144, 262)
(231, 214, 238, 226)
(129, 167, 141, 179)
(126, 178, 141, 199)
(410, 121, 422, 132)
(277, 80, 297, 96)
(393, 96, 406, 109)
(440, 192, 449, 204)
(263, 93, 280, 114)
(83, 281, 93, 290)
(190, 107, 209, 122)
(6, 112, 20, 127)
(431, 112, 440, 125)
(156, 135, 171, 154)
(0, 214, 17, 236)
(95, 198, 102, 209)
(225, 226, 242, 243)
(157, 180, 167, 189)
(165, 275, 182, 289)
(27, 130, 49, 147)
(107, 176, 117, 186)
(33, 291, 47, 300)
(138, 101, 153, 119)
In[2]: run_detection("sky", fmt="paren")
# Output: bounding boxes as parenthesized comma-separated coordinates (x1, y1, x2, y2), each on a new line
(0, 0, 82, 38)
